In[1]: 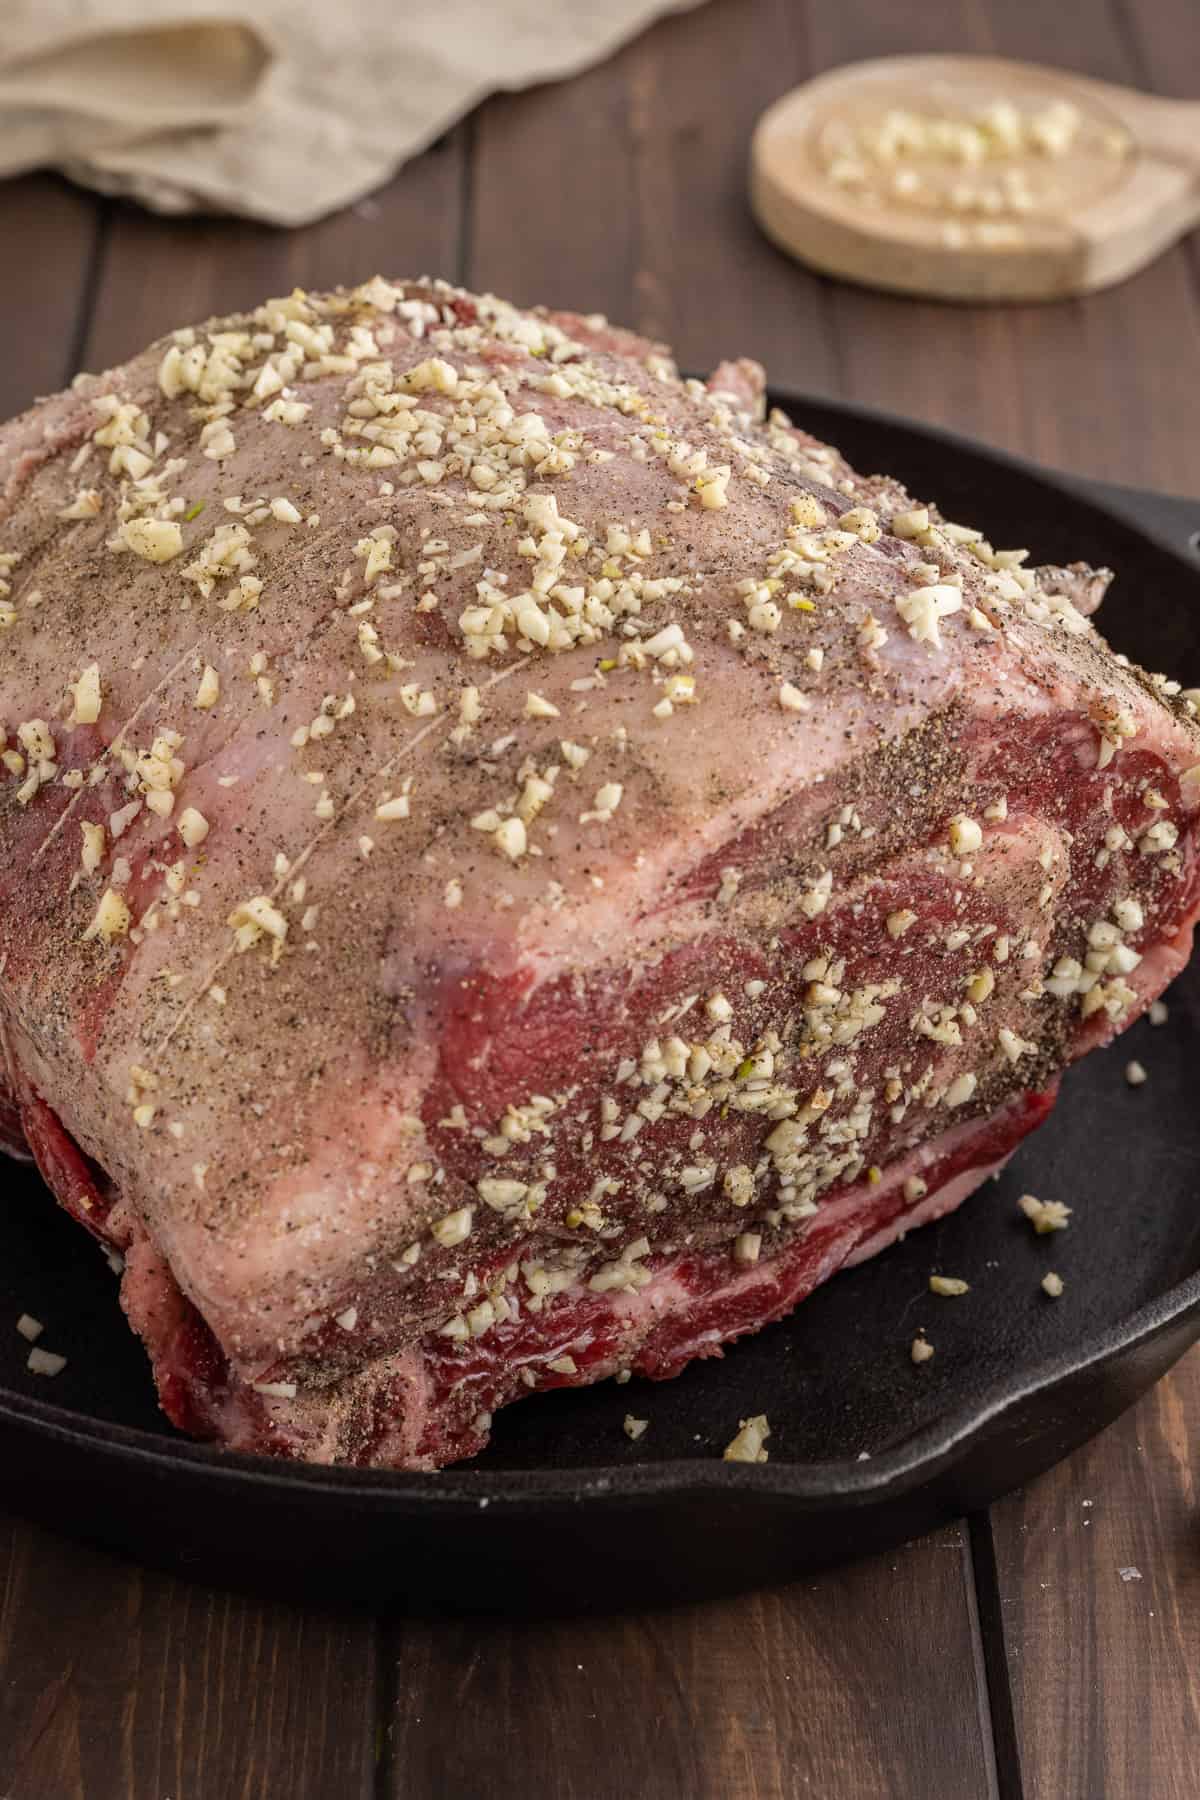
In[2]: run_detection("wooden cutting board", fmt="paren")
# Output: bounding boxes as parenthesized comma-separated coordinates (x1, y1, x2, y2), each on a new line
(751, 55, 1200, 302)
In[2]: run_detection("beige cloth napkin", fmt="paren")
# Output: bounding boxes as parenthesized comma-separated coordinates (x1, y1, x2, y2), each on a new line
(0, 0, 707, 226)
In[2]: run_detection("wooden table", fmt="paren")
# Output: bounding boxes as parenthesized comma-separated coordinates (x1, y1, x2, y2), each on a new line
(1, 2, 1198, 1794)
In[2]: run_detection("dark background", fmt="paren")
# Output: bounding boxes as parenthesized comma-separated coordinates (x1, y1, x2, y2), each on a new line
(1, 0, 1198, 1794)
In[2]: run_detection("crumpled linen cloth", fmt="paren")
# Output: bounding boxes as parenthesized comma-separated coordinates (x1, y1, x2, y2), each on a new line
(0, 0, 707, 225)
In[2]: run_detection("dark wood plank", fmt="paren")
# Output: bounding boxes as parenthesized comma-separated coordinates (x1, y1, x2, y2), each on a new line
(384, 1525, 997, 1800)
(980, 0, 1200, 493)
(469, 0, 838, 392)
(0, 1518, 378, 1800)
(990, 1346, 1200, 1799)
(1111, 0, 1200, 318)
(0, 175, 103, 417)
(80, 134, 466, 375)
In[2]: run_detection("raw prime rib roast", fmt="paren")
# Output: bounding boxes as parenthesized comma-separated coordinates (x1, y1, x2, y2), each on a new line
(1, 279, 1198, 1470)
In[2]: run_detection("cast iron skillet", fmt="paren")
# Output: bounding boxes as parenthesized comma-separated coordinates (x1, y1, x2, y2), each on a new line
(1, 394, 1197, 1613)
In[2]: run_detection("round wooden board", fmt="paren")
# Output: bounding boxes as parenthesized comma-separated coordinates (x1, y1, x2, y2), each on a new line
(751, 55, 1200, 301)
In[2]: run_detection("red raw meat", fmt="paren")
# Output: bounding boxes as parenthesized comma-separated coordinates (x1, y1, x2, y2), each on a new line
(1, 280, 1197, 1468)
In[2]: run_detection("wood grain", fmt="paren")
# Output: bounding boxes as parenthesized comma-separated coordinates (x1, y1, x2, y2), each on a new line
(1113, 0, 1200, 302)
(991, 1345, 1200, 1800)
(384, 1525, 998, 1800)
(0, 176, 102, 418)
(469, 0, 838, 395)
(0, 1518, 378, 1800)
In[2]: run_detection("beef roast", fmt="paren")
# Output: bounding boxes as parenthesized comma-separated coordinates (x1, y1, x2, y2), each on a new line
(1, 279, 1197, 1468)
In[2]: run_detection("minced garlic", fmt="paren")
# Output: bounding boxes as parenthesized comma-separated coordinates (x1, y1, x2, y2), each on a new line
(176, 807, 209, 847)
(431, 1207, 473, 1248)
(375, 793, 411, 822)
(493, 817, 527, 861)
(896, 582, 962, 648)
(120, 518, 183, 562)
(948, 814, 983, 855)
(228, 895, 288, 953)
(1018, 1194, 1071, 1235)
(80, 820, 105, 875)
(525, 691, 560, 720)
(83, 888, 131, 942)
(723, 1414, 770, 1463)
(67, 663, 103, 726)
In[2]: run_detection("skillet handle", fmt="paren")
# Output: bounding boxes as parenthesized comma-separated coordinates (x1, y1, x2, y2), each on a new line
(1063, 475, 1200, 566)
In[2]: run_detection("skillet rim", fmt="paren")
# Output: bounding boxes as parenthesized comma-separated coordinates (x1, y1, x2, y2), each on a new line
(2, 389, 1197, 1515)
